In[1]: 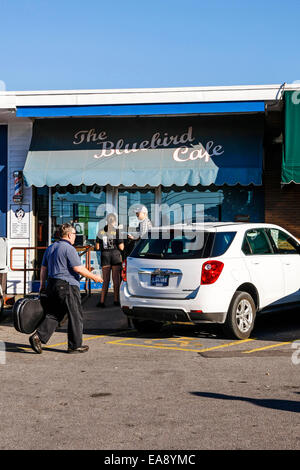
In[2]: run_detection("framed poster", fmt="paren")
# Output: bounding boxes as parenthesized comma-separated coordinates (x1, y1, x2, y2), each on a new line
(74, 222, 84, 235)
(10, 204, 30, 239)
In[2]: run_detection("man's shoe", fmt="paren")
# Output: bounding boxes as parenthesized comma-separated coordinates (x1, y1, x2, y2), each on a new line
(67, 345, 89, 354)
(96, 302, 105, 308)
(29, 333, 43, 354)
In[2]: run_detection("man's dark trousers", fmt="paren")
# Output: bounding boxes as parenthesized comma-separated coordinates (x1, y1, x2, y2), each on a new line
(37, 278, 83, 350)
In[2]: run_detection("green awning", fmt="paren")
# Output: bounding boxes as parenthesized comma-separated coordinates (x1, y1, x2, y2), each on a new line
(282, 90, 300, 183)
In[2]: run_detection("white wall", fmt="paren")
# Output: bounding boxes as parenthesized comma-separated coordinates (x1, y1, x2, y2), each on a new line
(6, 119, 33, 294)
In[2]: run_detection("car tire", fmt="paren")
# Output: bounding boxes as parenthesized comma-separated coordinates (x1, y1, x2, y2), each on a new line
(132, 319, 164, 333)
(222, 291, 256, 340)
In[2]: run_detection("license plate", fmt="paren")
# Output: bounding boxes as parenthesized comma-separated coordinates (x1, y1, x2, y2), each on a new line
(151, 274, 169, 287)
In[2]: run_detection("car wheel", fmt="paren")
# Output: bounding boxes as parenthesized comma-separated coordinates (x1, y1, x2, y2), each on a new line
(132, 319, 164, 333)
(222, 291, 256, 340)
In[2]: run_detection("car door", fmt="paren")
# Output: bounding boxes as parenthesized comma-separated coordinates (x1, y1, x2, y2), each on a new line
(242, 228, 285, 308)
(266, 227, 300, 304)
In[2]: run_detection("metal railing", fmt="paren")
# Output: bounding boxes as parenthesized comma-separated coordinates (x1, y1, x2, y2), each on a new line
(10, 245, 94, 296)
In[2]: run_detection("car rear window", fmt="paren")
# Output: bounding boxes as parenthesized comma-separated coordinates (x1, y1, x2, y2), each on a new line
(130, 230, 236, 259)
(130, 230, 211, 259)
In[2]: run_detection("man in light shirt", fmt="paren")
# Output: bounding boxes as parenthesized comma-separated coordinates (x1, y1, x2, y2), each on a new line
(128, 205, 152, 241)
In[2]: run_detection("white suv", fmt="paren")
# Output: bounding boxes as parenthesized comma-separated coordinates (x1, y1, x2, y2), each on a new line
(120, 223, 300, 339)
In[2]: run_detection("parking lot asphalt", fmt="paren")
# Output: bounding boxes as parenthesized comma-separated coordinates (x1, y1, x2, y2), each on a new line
(0, 294, 300, 451)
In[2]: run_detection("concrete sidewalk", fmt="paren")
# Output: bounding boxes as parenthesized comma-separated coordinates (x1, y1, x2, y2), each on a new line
(80, 292, 130, 333)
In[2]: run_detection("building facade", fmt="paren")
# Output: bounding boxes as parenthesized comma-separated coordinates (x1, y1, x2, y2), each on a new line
(0, 84, 299, 294)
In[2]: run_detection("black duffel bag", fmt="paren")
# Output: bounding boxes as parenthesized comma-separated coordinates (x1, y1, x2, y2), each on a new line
(13, 295, 46, 334)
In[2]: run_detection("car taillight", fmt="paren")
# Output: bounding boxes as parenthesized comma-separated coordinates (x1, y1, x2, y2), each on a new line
(201, 260, 224, 285)
(121, 260, 127, 282)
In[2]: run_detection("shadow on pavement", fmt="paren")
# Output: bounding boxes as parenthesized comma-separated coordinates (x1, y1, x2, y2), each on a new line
(253, 308, 300, 342)
(1, 294, 300, 343)
(4, 340, 69, 354)
(190, 391, 300, 413)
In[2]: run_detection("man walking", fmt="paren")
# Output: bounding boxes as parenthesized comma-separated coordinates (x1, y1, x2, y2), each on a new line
(29, 223, 103, 354)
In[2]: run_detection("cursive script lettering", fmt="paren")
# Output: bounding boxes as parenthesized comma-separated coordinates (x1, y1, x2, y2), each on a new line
(173, 141, 224, 162)
(73, 126, 223, 163)
(93, 127, 195, 159)
(73, 129, 108, 145)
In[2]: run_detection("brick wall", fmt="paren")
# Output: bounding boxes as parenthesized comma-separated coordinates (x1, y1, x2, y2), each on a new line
(264, 142, 300, 239)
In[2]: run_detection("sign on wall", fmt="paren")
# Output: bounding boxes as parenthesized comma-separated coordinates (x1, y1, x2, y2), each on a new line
(10, 204, 30, 239)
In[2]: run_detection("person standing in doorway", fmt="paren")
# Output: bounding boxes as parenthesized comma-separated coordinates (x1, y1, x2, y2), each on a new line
(29, 223, 103, 354)
(128, 205, 152, 241)
(95, 213, 124, 308)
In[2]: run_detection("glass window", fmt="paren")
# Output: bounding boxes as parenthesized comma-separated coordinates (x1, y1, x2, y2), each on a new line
(161, 187, 222, 224)
(242, 237, 251, 255)
(161, 185, 264, 224)
(221, 186, 264, 222)
(211, 232, 237, 257)
(34, 187, 49, 247)
(51, 186, 106, 245)
(34, 187, 49, 281)
(243, 229, 273, 255)
(118, 188, 155, 232)
(267, 229, 299, 254)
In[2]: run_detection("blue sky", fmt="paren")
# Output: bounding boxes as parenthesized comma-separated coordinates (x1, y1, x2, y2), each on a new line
(0, 0, 300, 91)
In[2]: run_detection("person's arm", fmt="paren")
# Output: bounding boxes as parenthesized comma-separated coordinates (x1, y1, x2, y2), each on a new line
(39, 265, 48, 292)
(39, 248, 49, 292)
(128, 226, 140, 240)
(73, 265, 103, 283)
(68, 246, 103, 283)
(116, 231, 124, 252)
